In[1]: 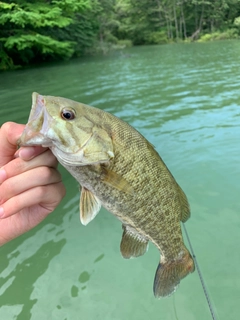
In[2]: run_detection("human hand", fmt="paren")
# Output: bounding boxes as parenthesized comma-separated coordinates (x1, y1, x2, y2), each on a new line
(0, 122, 66, 246)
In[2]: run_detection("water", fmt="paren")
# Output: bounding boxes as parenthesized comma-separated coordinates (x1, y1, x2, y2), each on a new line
(0, 40, 240, 320)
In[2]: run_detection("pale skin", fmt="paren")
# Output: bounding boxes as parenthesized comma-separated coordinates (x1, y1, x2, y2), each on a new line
(0, 122, 66, 246)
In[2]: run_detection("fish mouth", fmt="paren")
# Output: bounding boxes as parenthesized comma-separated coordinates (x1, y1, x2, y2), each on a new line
(19, 92, 54, 147)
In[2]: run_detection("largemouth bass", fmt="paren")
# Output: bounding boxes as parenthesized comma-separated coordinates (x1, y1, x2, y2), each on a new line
(20, 92, 195, 298)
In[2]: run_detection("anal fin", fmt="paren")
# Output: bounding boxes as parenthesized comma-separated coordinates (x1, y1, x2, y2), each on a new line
(80, 187, 101, 225)
(120, 225, 148, 259)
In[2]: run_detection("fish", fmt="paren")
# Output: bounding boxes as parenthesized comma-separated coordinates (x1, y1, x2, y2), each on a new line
(19, 92, 195, 298)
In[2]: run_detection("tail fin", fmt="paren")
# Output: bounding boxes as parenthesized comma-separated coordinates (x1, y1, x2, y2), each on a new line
(153, 250, 195, 298)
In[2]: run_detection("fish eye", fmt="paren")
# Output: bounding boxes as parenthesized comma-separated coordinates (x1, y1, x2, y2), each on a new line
(61, 108, 75, 121)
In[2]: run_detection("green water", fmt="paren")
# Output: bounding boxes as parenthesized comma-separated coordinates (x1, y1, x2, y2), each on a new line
(0, 41, 240, 320)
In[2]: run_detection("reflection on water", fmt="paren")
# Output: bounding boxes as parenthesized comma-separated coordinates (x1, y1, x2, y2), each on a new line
(0, 40, 240, 320)
(0, 239, 66, 320)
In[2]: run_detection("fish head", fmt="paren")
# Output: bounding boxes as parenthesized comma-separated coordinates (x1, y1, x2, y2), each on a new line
(19, 93, 114, 166)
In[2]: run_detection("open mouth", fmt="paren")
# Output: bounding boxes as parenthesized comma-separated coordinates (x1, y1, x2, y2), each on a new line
(19, 93, 53, 147)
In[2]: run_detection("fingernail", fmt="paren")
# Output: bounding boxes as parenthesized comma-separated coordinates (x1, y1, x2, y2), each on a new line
(0, 207, 4, 218)
(0, 169, 7, 184)
(19, 147, 35, 160)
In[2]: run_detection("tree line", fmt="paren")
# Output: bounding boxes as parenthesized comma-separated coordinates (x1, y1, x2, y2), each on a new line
(1, 0, 240, 70)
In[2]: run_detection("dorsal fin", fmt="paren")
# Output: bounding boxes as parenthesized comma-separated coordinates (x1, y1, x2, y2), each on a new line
(177, 185, 190, 222)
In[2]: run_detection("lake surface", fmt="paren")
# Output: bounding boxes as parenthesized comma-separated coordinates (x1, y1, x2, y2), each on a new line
(0, 40, 240, 320)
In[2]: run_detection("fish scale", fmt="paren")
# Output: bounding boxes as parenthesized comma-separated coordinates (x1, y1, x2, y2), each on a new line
(20, 92, 195, 298)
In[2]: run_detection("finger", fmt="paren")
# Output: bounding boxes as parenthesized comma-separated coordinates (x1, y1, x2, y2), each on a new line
(0, 122, 25, 167)
(16, 146, 49, 161)
(0, 167, 62, 205)
(0, 149, 58, 184)
(0, 181, 66, 220)
(0, 182, 66, 245)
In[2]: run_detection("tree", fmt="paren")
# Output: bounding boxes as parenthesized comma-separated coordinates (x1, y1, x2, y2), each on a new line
(0, 0, 91, 69)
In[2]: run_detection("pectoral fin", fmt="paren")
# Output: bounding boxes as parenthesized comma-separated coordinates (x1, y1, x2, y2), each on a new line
(80, 187, 102, 225)
(101, 167, 134, 195)
(120, 225, 148, 259)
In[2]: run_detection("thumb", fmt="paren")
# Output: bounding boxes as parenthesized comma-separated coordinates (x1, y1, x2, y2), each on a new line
(0, 122, 25, 167)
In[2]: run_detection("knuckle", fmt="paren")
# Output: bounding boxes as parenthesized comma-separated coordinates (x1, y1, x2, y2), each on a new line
(59, 183, 66, 197)
(39, 166, 53, 181)
(1, 122, 13, 133)
(1, 179, 14, 201)
(45, 150, 58, 166)
(46, 149, 54, 157)
(36, 185, 47, 199)
(3, 178, 12, 191)
(11, 195, 21, 211)
(40, 148, 54, 159)
(11, 158, 25, 173)
(54, 183, 66, 201)
(3, 157, 26, 178)
(1, 122, 19, 143)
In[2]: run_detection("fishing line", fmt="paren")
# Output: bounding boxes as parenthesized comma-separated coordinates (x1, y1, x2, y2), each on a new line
(182, 223, 217, 320)
(172, 294, 180, 320)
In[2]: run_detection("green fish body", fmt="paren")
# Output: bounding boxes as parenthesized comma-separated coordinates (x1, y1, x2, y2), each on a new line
(20, 92, 195, 297)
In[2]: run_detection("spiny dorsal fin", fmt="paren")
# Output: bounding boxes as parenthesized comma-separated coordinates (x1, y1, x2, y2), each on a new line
(177, 185, 190, 223)
(101, 167, 134, 195)
(120, 225, 148, 259)
(80, 187, 101, 225)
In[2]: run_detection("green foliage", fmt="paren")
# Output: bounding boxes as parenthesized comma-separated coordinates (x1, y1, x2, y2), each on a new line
(3, 34, 74, 56)
(96, 0, 120, 43)
(116, 39, 132, 48)
(144, 31, 169, 45)
(198, 29, 239, 42)
(234, 16, 240, 26)
(1, 0, 240, 70)
(115, 0, 163, 45)
(0, 0, 93, 69)
(52, 0, 91, 12)
(0, 48, 17, 70)
(44, 11, 99, 57)
(0, 3, 72, 28)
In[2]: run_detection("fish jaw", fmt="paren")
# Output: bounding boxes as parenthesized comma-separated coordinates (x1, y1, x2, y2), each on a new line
(19, 92, 54, 148)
